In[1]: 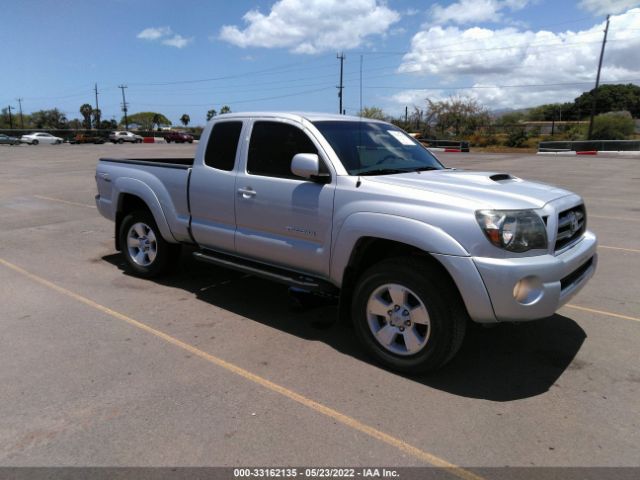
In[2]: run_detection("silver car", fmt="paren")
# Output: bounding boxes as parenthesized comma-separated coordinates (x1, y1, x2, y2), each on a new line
(20, 132, 63, 145)
(109, 131, 143, 144)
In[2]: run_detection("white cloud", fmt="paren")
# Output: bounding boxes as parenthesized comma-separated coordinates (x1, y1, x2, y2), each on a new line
(391, 9, 640, 110)
(137, 26, 193, 48)
(429, 0, 531, 26)
(579, 0, 640, 15)
(219, 0, 400, 54)
(162, 35, 193, 49)
(137, 26, 172, 40)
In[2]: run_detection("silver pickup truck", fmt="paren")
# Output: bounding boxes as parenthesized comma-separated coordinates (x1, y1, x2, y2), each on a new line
(95, 112, 597, 372)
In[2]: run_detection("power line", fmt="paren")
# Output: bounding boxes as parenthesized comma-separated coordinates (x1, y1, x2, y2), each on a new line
(353, 79, 640, 91)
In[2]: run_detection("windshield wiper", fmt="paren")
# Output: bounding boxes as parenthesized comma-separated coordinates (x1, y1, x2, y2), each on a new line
(411, 166, 439, 172)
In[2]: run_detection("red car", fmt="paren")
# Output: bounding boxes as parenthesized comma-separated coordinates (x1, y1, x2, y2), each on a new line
(165, 131, 194, 143)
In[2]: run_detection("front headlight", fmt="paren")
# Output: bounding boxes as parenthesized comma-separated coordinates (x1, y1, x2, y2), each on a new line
(475, 209, 547, 252)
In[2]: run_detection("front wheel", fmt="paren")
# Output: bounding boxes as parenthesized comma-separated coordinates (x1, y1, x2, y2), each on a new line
(351, 257, 466, 373)
(118, 139, 124, 144)
(119, 210, 180, 278)
(32, 139, 39, 145)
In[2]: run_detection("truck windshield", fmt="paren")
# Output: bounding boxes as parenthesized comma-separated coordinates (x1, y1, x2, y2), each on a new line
(312, 121, 444, 176)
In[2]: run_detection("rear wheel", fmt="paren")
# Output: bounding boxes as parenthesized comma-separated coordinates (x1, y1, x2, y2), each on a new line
(118, 139, 124, 144)
(32, 139, 39, 145)
(351, 257, 466, 373)
(119, 210, 180, 278)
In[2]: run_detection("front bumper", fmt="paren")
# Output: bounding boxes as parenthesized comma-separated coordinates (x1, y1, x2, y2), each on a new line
(472, 230, 598, 321)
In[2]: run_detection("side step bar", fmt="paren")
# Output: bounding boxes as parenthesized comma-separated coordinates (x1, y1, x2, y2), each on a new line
(193, 250, 338, 295)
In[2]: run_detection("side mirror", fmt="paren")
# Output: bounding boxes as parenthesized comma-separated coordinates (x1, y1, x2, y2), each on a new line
(291, 153, 330, 183)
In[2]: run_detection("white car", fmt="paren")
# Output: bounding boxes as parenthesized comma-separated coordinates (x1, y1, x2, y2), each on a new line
(109, 131, 143, 144)
(21, 132, 63, 145)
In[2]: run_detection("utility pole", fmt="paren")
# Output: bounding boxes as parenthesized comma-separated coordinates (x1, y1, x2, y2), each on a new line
(588, 14, 610, 140)
(337, 52, 345, 115)
(16, 98, 24, 129)
(405, 106, 408, 124)
(119, 84, 129, 130)
(94, 83, 100, 129)
(7, 105, 14, 129)
(359, 54, 363, 116)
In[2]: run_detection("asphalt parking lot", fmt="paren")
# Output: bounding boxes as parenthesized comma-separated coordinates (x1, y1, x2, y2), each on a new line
(0, 143, 638, 475)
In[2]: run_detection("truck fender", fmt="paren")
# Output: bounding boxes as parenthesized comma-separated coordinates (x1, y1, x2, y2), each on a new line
(330, 212, 469, 286)
(112, 177, 177, 243)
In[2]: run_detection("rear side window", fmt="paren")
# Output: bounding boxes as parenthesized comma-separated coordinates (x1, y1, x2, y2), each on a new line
(247, 121, 317, 179)
(204, 121, 243, 171)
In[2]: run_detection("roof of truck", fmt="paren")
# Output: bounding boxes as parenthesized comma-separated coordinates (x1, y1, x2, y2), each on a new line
(210, 112, 387, 123)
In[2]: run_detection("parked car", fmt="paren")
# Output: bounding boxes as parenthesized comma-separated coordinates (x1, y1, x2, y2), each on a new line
(20, 132, 63, 145)
(70, 133, 106, 144)
(165, 131, 194, 143)
(95, 112, 597, 373)
(109, 131, 143, 144)
(0, 133, 20, 145)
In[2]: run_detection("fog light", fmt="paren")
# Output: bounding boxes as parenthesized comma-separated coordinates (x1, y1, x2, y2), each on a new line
(513, 276, 543, 305)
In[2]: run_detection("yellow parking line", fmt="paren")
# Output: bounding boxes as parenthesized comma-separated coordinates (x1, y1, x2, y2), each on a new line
(565, 304, 640, 323)
(0, 257, 484, 480)
(599, 245, 640, 254)
(34, 195, 96, 209)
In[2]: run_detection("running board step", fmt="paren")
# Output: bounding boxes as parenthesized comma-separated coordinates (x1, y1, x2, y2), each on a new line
(193, 251, 338, 294)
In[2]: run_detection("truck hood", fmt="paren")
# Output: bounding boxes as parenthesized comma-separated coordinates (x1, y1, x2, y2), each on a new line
(366, 169, 572, 210)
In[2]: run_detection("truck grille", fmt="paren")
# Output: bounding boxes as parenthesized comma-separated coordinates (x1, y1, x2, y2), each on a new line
(555, 205, 586, 252)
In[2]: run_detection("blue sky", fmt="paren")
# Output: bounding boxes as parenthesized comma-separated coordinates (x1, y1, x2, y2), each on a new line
(2, 0, 639, 126)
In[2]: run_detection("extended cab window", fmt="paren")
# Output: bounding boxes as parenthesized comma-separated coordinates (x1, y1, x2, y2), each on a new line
(247, 121, 317, 179)
(204, 121, 243, 171)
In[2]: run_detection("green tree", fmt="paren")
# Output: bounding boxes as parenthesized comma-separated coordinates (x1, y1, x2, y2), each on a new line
(358, 106, 387, 120)
(206, 109, 217, 121)
(180, 114, 190, 127)
(124, 112, 171, 131)
(29, 109, 67, 129)
(220, 105, 231, 114)
(426, 96, 490, 137)
(574, 84, 640, 118)
(591, 112, 635, 140)
(80, 103, 93, 129)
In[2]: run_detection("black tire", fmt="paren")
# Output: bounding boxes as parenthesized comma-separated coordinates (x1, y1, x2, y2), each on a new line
(166, 139, 171, 143)
(118, 138, 124, 144)
(119, 210, 180, 278)
(351, 257, 466, 373)
(32, 140, 39, 145)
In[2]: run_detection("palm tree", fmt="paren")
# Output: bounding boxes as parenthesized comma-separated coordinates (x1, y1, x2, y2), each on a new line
(220, 105, 231, 114)
(80, 104, 93, 129)
(206, 109, 217, 121)
(180, 114, 190, 127)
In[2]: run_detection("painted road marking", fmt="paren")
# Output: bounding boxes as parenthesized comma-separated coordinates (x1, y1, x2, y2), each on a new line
(599, 245, 640, 254)
(0, 257, 484, 480)
(565, 304, 640, 323)
(34, 195, 96, 209)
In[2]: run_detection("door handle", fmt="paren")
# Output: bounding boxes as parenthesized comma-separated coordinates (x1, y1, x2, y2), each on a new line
(237, 187, 256, 198)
